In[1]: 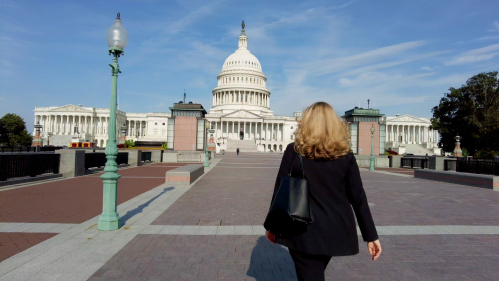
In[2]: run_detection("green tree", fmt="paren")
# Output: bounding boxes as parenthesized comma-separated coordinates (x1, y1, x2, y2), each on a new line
(431, 71, 499, 156)
(0, 113, 33, 147)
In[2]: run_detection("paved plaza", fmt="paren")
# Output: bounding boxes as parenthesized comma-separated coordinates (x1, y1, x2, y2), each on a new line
(1, 153, 499, 280)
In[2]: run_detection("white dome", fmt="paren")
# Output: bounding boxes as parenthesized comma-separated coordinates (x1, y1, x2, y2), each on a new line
(220, 29, 263, 74)
(221, 51, 262, 72)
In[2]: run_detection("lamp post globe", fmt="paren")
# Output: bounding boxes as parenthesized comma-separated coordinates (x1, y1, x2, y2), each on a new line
(106, 13, 128, 53)
(369, 125, 375, 171)
(98, 13, 128, 231)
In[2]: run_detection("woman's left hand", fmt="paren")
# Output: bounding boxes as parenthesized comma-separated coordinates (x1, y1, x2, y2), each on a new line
(266, 231, 276, 244)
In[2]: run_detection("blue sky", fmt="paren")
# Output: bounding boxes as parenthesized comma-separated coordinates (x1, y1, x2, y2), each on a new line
(1, 0, 499, 133)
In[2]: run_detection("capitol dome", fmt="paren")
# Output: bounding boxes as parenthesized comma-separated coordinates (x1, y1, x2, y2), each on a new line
(221, 48, 262, 73)
(211, 23, 271, 115)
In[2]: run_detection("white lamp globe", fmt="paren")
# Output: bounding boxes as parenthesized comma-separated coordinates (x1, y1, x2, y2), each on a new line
(106, 13, 128, 50)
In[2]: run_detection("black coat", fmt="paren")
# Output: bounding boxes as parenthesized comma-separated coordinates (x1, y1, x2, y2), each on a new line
(270, 143, 378, 256)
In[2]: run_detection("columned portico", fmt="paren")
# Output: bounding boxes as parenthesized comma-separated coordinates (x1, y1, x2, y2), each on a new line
(384, 115, 441, 155)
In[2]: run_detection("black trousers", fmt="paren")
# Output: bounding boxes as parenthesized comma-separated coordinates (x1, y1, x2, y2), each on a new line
(289, 249, 332, 281)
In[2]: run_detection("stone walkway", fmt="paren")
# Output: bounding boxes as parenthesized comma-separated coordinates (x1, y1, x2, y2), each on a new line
(1, 153, 499, 280)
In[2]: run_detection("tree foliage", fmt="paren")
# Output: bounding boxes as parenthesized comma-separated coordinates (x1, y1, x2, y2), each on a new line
(0, 113, 34, 147)
(431, 71, 499, 157)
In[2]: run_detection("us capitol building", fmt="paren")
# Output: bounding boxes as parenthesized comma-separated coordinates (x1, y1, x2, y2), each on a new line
(33, 23, 441, 155)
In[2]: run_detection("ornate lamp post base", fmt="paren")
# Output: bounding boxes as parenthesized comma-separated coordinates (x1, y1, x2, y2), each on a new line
(98, 171, 121, 230)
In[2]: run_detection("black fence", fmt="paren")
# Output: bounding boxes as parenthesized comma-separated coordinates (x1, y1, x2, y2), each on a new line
(0, 146, 37, 153)
(0, 146, 64, 153)
(141, 151, 152, 162)
(401, 157, 428, 169)
(456, 160, 499, 176)
(85, 152, 128, 170)
(0, 153, 60, 181)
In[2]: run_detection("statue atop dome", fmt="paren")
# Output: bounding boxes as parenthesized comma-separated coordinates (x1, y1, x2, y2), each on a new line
(242, 20, 245, 30)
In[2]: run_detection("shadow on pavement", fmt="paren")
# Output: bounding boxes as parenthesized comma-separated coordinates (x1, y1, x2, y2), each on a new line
(119, 186, 174, 225)
(247, 236, 296, 281)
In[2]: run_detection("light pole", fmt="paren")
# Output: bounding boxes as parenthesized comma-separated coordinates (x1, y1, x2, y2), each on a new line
(369, 125, 375, 171)
(205, 128, 215, 167)
(98, 13, 128, 231)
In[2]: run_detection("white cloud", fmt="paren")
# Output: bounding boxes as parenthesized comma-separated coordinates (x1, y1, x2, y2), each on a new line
(168, 1, 223, 34)
(472, 35, 499, 41)
(304, 40, 427, 77)
(444, 43, 499, 65)
(421, 66, 433, 71)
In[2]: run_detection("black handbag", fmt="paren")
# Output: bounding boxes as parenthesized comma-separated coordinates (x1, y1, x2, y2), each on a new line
(264, 152, 313, 238)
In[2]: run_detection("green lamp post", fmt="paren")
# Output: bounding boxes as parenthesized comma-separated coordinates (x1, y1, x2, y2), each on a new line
(369, 125, 375, 171)
(205, 128, 215, 167)
(98, 13, 128, 231)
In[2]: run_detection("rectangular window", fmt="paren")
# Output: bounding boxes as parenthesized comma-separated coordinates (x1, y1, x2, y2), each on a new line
(167, 119, 174, 150)
(196, 119, 205, 150)
(379, 124, 386, 155)
(349, 123, 358, 154)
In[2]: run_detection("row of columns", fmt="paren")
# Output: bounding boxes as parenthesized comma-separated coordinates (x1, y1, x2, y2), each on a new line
(35, 115, 130, 136)
(125, 120, 146, 137)
(213, 91, 269, 107)
(212, 121, 283, 141)
(387, 124, 438, 144)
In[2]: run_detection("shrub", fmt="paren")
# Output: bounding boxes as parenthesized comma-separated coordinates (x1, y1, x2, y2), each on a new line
(124, 140, 136, 148)
(161, 142, 167, 149)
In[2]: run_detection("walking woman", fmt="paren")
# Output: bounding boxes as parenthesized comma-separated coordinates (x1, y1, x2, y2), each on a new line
(266, 102, 381, 281)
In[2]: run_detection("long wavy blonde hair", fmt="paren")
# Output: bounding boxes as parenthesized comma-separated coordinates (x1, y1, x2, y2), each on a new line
(294, 102, 352, 160)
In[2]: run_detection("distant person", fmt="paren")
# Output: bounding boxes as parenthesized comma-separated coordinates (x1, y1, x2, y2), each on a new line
(265, 102, 381, 281)
(237, 148, 239, 155)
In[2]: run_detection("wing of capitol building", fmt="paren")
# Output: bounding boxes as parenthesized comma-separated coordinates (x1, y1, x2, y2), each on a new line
(33, 23, 441, 156)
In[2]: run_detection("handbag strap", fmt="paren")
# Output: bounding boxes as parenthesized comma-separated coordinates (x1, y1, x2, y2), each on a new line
(288, 152, 305, 179)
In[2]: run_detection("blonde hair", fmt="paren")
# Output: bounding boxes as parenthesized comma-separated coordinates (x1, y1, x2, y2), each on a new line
(294, 102, 352, 160)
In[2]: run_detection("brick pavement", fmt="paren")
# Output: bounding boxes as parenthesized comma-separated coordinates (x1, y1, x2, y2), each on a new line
(0, 232, 57, 262)
(152, 154, 281, 226)
(0, 163, 191, 224)
(89, 234, 499, 280)
(154, 154, 499, 226)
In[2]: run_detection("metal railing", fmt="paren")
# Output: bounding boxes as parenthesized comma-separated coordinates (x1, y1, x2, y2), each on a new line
(141, 151, 152, 162)
(0, 153, 60, 181)
(0, 146, 37, 153)
(85, 152, 128, 170)
(0, 146, 63, 153)
(456, 160, 499, 176)
(401, 157, 428, 169)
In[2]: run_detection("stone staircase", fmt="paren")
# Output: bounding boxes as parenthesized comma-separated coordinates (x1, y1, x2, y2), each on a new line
(404, 144, 435, 156)
(225, 139, 258, 152)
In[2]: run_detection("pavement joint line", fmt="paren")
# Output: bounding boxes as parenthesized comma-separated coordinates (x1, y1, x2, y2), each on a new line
(0, 223, 79, 233)
(359, 168, 414, 177)
(129, 225, 499, 236)
(0, 159, 221, 281)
